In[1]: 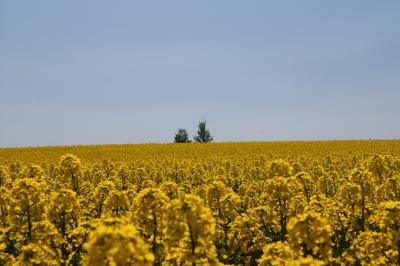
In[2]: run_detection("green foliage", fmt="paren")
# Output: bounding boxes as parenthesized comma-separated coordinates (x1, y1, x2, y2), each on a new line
(174, 129, 191, 143)
(194, 120, 213, 143)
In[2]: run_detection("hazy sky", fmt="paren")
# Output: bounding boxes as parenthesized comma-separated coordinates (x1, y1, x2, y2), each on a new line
(1, 1, 399, 147)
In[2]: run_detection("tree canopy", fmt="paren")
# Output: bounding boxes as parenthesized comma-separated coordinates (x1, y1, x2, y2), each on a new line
(174, 129, 191, 143)
(194, 120, 213, 143)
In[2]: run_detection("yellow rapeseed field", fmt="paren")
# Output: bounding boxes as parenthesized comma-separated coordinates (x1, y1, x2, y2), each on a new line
(0, 140, 399, 265)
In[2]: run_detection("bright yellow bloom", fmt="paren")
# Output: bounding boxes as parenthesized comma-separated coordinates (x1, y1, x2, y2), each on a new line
(83, 223, 154, 266)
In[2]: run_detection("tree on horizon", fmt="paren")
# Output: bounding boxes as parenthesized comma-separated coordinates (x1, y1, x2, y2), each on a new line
(174, 129, 191, 143)
(194, 120, 213, 143)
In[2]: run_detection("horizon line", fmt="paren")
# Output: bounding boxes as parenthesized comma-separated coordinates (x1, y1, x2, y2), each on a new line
(1, 138, 399, 150)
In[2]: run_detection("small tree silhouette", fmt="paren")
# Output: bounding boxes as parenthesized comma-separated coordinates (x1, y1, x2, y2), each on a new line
(174, 129, 191, 143)
(194, 120, 213, 143)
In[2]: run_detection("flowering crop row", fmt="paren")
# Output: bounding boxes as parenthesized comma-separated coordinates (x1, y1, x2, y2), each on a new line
(0, 141, 399, 265)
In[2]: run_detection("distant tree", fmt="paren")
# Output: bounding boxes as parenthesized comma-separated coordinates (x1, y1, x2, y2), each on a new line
(174, 129, 191, 143)
(194, 120, 213, 143)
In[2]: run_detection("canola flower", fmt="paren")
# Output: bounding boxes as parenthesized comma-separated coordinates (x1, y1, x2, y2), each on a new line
(0, 140, 399, 265)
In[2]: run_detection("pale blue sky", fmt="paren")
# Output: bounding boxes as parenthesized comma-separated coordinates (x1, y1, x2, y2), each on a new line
(1, 1, 399, 147)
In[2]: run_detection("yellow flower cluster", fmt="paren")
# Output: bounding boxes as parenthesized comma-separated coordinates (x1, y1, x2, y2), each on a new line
(0, 140, 399, 265)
